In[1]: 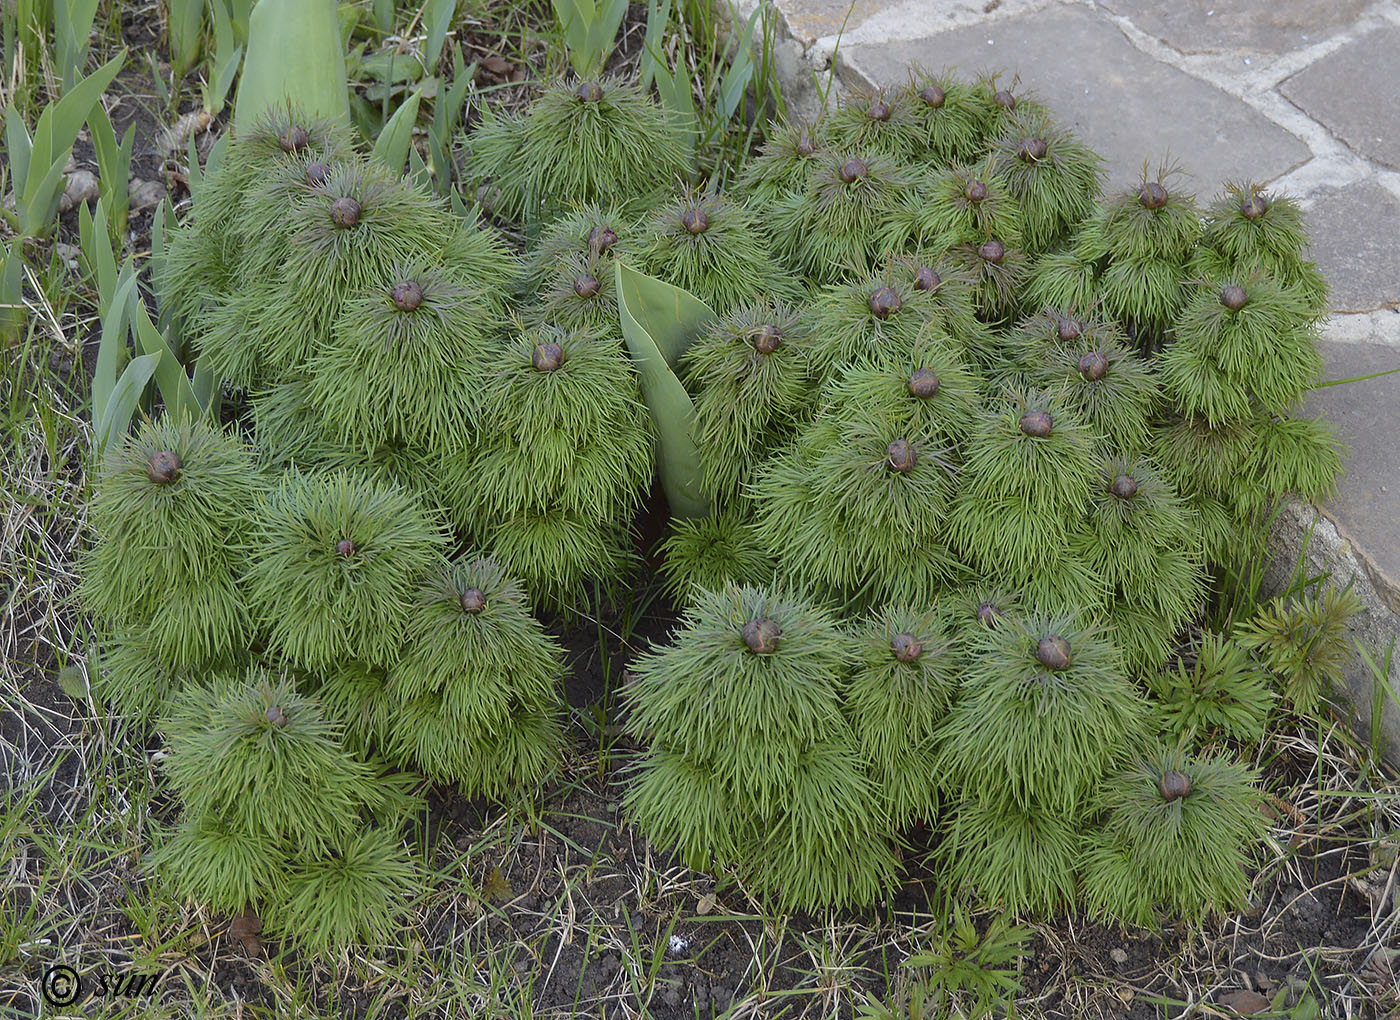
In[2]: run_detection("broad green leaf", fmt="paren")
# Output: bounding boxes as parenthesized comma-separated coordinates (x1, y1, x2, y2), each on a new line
(407, 142, 433, 193)
(615, 261, 714, 519)
(192, 352, 217, 416)
(88, 104, 132, 240)
(638, 0, 671, 91)
(233, 0, 351, 131)
(717, 7, 761, 122)
(168, 0, 204, 78)
(0, 245, 26, 342)
(650, 54, 697, 165)
(93, 264, 139, 425)
(207, 0, 244, 116)
(54, 0, 101, 92)
(131, 301, 204, 421)
(5, 108, 33, 186)
(97, 352, 161, 454)
(78, 198, 118, 314)
(57, 663, 88, 699)
(371, 88, 422, 173)
(424, 0, 456, 71)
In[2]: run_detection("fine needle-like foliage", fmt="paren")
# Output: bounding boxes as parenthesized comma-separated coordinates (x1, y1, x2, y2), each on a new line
(844, 604, 959, 829)
(1082, 744, 1268, 928)
(899, 164, 1022, 253)
(935, 610, 1149, 814)
(683, 299, 818, 503)
(659, 510, 777, 605)
(383, 555, 567, 796)
(1160, 274, 1323, 425)
(269, 825, 420, 956)
(1147, 631, 1275, 745)
(154, 669, 410, 898)
(946, 387, 1103, 606)
(157, 107, 357, 335)
(939, 794, 1086, 916)
(637, 187, 796, 313)
(624, 583, 899, 910)
(805, 264, 958, 376)
(1019, 318, 1162, 455)
(901, 67, 989, 164)
(752, 414, 966, 608)
(82, 415, 266, 669)
(770, 151, 920, 284)
(463, 75, 688, 224)
(1197, 182, 1329, 313)
(243, 469, 449, 670)
(826, 87, 918, 163)
(1070, 455, 1206, 673)
(983, 108, 1102, 254)
(734, 116, 831, 208)
(446, 323, 654, 609)
(1236, 585, 1362, 716)
(305, 262, 497, 453)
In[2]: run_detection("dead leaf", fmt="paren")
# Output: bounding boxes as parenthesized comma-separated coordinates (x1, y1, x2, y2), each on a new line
(229, 910, 264, 955)
(57, 665, 88, 699)
(1218, 989, 1272, 1015)
(696, 892, 716, 915)
(483, 867, 514, 905)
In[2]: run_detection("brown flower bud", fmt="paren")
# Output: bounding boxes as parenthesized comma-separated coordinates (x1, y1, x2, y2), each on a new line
(868, 285, 902, 320)
(1110, 474, 1139, 500)
(993, 89, 1017, 110)
(279, 125, 310, 153)
(532, 341, 565, 372)
(908, 368, 941, 398)
(742, 617, 781, 654)
(913, 265, 941, 291)
(460, 587, 486, 614)
(1035, 634, 1072, 670)
(1159, 768, 1193, 800)
(753, 324, 782, 354)
(146, 450, 182, 484)
(891, 632, 924, 662)
(839, 157, 868, 183)
(964, 179, 988, 203)
(1220, 284, 1248, 311)
(391, 280, 423, 312)
(976, 601, 1003, 626)
(1018, 136, 1048, 161)
(576, 81, 604, 103)
(867, 99, 892, 122)
(573, 274, 601, 299)
(918, 83, 946, 108)
(681, 206, 709, 234)
(266, 705, 287, 727)
(1078, 351, 1109, 381)
(795, 129, 816, 156)
(1240, 193, 1270, 220)
(1019, 409, 1053, 437)
(1058, 317, 1083, 342)
(336, 538, 357, 557)
(978, 239, 1005, 264)
(1138, 181, 1168, 209)
(329, 196, 361, 228)
(886, 438, 917, 473)
(305, 161, 331, 187)
(588, 224, 618, 254)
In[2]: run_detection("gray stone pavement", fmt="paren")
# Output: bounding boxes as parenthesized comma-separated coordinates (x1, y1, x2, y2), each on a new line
(741, 0, 1400, 756)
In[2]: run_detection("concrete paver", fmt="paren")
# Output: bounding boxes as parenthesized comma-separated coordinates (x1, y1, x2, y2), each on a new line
(838, 5, 1312, 191)
(1279, 24, 1400, 171)
(1097, 0, 1372, 55)
(1304, 180, 1400, 313)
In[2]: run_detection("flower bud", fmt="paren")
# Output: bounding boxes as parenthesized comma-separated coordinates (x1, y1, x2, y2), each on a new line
(891, 633, 924, 662)
(460, 587, 486, 614)
(1035, 635, 1071, 670)
(742, 617, 781, 654)
(886, 438, 917, 473)
(532, 341, 565, 373)
(391, 280, 424, 312)
(146, 450, 182, 484)
(908, 368, 941, 398)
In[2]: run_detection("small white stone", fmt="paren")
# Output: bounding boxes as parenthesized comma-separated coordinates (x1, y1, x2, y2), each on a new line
(667, 934, 690, 956)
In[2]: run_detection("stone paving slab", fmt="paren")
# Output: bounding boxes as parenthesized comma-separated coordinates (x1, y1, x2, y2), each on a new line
(1303, 341, 1400, 609)
(1280, 23, 1400, 171)
(1097, 0, 1371, 55)
(1305, 181, 1400, 313)
(837, 4, 1312, 191)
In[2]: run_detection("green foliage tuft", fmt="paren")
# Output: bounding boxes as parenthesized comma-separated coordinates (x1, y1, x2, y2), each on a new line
(659, 510, 776, 604)
(243, 469, 448, 670)
(1147, 632, 1274, 744)
(1236, 585, 1362, 716)
(1083, 744, 1267, 927)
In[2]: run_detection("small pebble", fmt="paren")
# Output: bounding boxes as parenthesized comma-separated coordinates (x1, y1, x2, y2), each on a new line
(129, 178, 167, 212)
(57, 169, 100, 213)
(1110, 947, 1128, 964)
